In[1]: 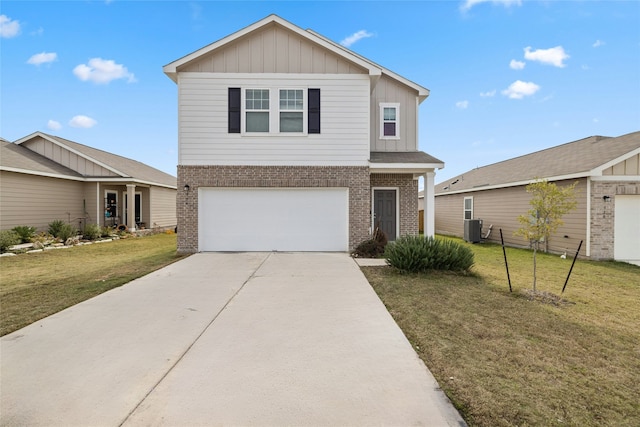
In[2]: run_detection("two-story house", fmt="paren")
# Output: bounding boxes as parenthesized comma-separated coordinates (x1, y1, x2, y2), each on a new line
(164, 15, 443, 253)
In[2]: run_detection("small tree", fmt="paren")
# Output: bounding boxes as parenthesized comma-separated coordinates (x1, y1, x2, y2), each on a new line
(515, 179, 577, 291)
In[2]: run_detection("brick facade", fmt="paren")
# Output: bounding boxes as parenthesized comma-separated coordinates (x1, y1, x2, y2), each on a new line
(590, 180, 639, 260)
(177, 165, 371, 253)
(370, 173, 419, 237)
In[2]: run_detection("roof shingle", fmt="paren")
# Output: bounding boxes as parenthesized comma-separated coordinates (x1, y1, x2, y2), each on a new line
(436, 131, 640, 193)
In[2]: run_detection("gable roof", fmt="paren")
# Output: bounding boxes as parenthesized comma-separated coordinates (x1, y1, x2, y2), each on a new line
(163, 14, 429, 101)
(5, 132, 176, 188)
(436, 131, 640, 195)
(1, 139, 83, 179)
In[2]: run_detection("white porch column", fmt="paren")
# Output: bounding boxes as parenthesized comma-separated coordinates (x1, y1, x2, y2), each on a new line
(424, 171, 435, 237)
(126, 184, 136, 231)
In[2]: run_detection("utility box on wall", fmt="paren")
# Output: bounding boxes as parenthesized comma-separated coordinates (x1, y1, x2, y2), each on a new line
(464, 219, 482, 243)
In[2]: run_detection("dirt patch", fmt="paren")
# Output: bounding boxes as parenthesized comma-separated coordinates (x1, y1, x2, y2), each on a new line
(523, 289, 574, 306)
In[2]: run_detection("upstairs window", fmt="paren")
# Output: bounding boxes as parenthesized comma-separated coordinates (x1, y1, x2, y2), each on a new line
(279, 89, 303, 132)
(379, 103, 400, 139)
(245, 89, 270, 132)
(228, 88, 320, 135)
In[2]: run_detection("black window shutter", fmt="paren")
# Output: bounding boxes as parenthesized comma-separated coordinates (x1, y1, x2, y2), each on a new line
(228, 88, 241, 133)
(308, 88, 320, 134)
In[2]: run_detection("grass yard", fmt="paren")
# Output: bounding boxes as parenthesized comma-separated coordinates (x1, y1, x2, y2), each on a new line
(0, 233, 186, 336)
(363, 238, 640, 427)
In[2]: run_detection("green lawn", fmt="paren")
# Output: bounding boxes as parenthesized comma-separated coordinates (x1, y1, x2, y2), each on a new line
(363, 238, 640, 427)
(0, 233, 187, 336)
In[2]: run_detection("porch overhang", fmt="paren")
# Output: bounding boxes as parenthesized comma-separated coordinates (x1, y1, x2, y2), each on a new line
(369, 151, 444, 175)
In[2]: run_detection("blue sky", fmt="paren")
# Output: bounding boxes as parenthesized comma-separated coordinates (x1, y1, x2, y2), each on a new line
(1, 0, 639, 184)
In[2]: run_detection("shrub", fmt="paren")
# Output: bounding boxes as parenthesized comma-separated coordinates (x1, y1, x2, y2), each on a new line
(57, 223, 77, 242)
(11, 225, 37, 243)
(101, 226, 113, 238)
(48, 220, 66, 238)
(82, 223, 102, 241)
(384, 235, 474, 273)
(0, 230, 21, 253)
(353, 227, 388, 258)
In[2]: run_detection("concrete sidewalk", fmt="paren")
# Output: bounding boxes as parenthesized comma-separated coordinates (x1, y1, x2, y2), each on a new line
(1, 253, 464, 426)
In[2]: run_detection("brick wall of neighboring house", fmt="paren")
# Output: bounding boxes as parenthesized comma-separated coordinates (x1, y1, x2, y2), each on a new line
(370, 173, 419, 237)
(590, 180, 640, 260)
(176, 165, 371, 253)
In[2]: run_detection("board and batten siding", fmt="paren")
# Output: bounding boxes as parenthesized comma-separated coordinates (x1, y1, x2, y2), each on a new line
(21, 137, 118, 177)
(0, 171, 85, 231)
(180, 24, 367, 75)
(435, 179, 588, 257)
(602, 153, 640, 176)
(177, 73, 370, 165)
(149, 186, 177, 228)
(370, 75, 418, 152)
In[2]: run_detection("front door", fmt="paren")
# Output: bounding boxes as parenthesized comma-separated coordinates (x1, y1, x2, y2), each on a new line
(374, 189, 397, 241)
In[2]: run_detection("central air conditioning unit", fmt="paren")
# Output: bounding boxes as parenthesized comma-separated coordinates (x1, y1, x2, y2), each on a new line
(464, 219, 482, 243)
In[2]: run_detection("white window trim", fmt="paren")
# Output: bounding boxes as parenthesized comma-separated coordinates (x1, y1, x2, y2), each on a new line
(278, 88, 307, 134)
(242, 88, 271, 134)
(379, 102, 400, 140)
(371, 187, 400, 239)
(464, 196, 473, 220)
(241, 87, 308, 135)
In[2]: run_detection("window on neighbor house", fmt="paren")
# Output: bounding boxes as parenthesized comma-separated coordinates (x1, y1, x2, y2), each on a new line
(380, 103, 400, 139)
(464, 197, 473, 220)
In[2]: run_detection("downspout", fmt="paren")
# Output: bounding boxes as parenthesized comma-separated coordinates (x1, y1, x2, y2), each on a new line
(586, 177, 591, 257)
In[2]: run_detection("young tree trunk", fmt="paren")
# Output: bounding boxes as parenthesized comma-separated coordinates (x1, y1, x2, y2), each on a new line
(532, 241, 538, 292)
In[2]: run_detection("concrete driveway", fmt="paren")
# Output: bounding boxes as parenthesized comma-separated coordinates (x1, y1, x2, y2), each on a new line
(1, 252, 464, 426)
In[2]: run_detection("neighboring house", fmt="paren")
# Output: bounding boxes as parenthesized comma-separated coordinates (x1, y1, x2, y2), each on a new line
(163, 14, 444, 253)
(0, 132, 177, 233)
(434, 131, 640, 265)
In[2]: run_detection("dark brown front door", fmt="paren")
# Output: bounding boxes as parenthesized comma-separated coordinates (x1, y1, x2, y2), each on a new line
(374, 189, 397, 241)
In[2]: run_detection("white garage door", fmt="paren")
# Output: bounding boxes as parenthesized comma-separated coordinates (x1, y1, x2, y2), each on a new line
(199, 188, 349, 252)
(614, 195, 640, 266)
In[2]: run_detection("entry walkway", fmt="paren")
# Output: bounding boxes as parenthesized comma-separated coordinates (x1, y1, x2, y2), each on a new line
(1, 253, 464, 426)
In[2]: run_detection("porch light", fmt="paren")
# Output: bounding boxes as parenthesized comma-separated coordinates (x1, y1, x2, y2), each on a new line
(603, 195, 611, 202)
(184, 184, 190, 192)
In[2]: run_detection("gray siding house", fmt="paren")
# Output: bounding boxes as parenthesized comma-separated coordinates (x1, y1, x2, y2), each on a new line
(0, 132, 177, 232)
(434, 131, 640, 265)
(164, 15, 444, 253)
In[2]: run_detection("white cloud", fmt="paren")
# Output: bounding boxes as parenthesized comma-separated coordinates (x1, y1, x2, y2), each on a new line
(456, 100, 469, 109)
(27, 52, 57, 66)
(501, 80, 540, 99)
(30, 27, 44, 36)
(47, 120, 62, 131)
(69, 115, 97, 128)
(460, 0, 521, 12)
(593, 39, 605, 48)
(510, 59, 526, 70)
(73, 58, 136, 84)
(0, 15, 20, 38)
(340, 30, 373, 47)
(480, 90, 496, 97)
(524, 46, 569, 68)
